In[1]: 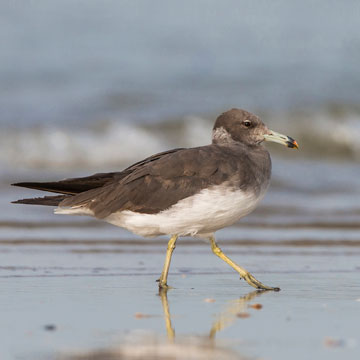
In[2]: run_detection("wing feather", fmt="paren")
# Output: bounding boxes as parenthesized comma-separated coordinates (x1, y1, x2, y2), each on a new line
(59, 146, 242, 218)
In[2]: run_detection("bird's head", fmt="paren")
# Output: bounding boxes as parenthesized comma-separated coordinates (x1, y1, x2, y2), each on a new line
(212, 108, 298, 149)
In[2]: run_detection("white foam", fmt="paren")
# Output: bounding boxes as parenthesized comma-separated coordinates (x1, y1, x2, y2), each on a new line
(0, 121, 169, 170)
(2, 109, 360, 173)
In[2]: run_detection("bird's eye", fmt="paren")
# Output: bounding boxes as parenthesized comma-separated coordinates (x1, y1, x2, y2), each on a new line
(243, 120, 252, 128)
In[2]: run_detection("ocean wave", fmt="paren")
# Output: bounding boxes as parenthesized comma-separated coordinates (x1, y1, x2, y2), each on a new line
(0, 116, 212, 171)
(2, 106, 360, 171)
(265, 105, 360, 160)
(1, 121, 168, 171)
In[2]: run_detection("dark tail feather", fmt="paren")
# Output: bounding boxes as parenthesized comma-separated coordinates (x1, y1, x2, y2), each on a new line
(11, 172, 118, 195)
(12, 195, 70, 206)
(11, 181, 88, 195)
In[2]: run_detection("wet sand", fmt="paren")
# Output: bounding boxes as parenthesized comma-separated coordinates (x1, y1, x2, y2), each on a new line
(1, 232, 359, 360)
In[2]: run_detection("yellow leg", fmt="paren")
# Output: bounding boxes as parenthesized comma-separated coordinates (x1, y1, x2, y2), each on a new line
(158, 235, 178, 289)
(209, 236, 279, 291)
(209, 289, 268, 339)
(159, 288, 175, 341)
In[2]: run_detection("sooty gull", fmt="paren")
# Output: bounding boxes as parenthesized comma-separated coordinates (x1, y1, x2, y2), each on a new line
(12, 108, 298, 291)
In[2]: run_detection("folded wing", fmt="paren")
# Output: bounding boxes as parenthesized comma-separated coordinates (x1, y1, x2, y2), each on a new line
(58, 146, 240, 218)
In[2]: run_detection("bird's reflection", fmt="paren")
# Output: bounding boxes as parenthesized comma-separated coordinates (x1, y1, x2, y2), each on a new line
(209, 289, 266, 339)
(159, 288, 176, 341)
(62, 289, 271, 360)
(158, 287, 269, 342)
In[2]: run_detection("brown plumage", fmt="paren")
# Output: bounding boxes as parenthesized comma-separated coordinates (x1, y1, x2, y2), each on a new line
(60, 144, 269, 218)
(11, 148, 183, 206)
(12, 144, 270, 216)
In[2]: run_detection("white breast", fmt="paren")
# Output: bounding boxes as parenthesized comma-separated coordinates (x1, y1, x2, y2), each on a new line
(104, 183, 268, 238)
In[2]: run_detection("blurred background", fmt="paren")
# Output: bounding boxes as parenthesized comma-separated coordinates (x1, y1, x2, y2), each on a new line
(1, 2, 360, 359)
(1, 0, 360, 177)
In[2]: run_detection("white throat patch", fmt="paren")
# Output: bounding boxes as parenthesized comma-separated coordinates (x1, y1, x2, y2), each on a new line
(212, 126, 235, 144)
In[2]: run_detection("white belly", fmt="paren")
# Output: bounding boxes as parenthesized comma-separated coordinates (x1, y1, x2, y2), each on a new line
(104, 184, 267, 237)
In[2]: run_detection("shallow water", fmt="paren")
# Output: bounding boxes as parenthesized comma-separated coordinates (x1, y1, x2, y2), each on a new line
(0, 239, 359, 360)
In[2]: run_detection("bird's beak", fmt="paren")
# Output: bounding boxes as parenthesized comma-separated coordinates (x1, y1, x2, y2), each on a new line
(263, 130, 299, 149)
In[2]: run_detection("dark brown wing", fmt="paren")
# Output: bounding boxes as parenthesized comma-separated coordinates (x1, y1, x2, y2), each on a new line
(59, 145, 246, 218)
(11, 148, 185, 204)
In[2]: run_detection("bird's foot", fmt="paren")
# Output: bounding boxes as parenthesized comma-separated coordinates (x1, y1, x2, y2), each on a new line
(241, 272, 280, 291)
(156, 278, 173, 290)
(158, 282, 173, 290)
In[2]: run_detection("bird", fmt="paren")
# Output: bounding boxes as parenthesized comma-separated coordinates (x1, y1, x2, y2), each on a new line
(12, 108, 298, 291)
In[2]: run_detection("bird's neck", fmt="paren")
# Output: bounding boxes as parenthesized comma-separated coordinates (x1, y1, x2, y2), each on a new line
(212, 127, 237, 145)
